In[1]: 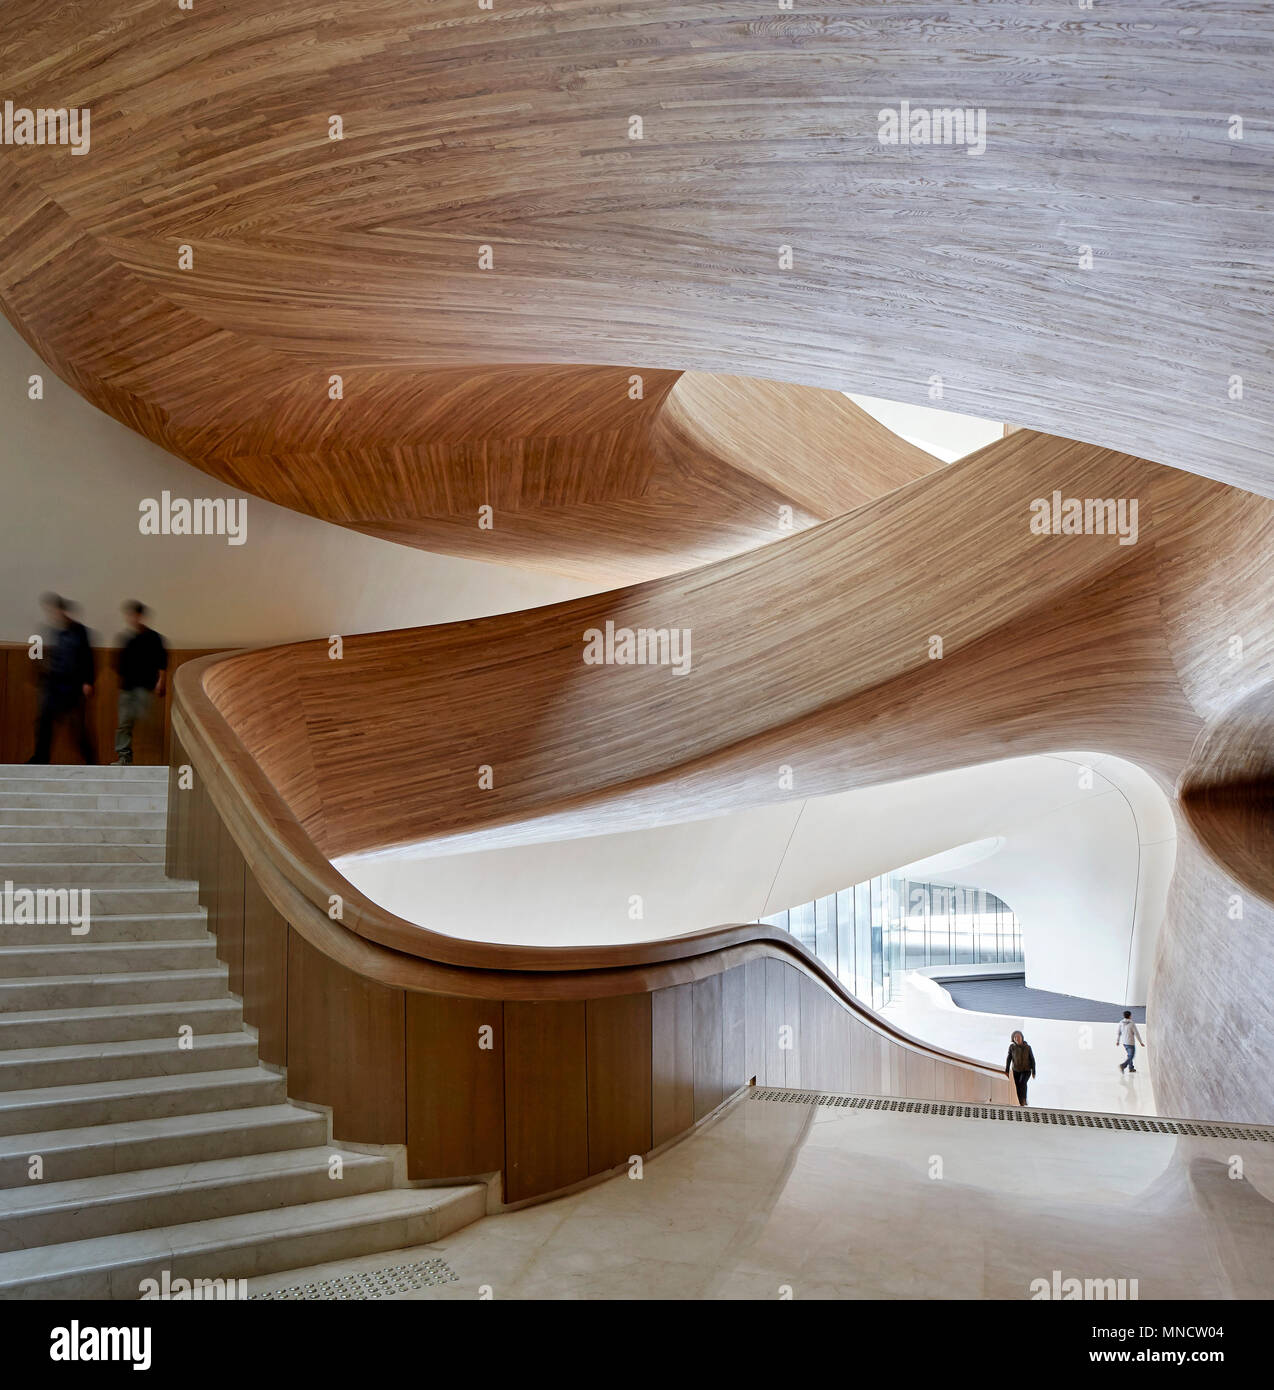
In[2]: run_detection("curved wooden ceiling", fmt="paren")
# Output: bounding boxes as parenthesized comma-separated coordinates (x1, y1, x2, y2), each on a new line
(1, 0, 1272, 583)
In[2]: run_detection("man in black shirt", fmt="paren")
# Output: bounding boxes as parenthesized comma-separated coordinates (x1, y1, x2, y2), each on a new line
(28, 593, 97, 764)
(113, 600, 168, 765)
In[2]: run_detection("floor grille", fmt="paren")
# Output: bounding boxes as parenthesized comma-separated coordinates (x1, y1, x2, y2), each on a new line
(750, 1088, 1274, 1141)
(250, 1257, 459, 1300)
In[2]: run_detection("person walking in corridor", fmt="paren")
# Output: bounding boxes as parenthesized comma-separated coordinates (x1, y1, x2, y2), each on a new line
(28, 593, 97, 765)
(1117, 1010, 1146, 1073)
(113, 601, 168, 765)
(1005, 1029, 1036, 1107)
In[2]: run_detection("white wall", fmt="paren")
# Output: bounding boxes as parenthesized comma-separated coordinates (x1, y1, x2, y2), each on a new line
(0, 322, 593, 648)
(845, 393, 1005, 464)
(896, 754, 1175, 1005)
(337, 752, 1174, 1007)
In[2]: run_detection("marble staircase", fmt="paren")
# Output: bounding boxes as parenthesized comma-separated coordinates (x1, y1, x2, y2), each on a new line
(0, 764, 484, 1299)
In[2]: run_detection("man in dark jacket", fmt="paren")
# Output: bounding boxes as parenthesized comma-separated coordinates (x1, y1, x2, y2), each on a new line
(28, 593, 97, 764)
(113, 600, 168, 765)
(1005, 1030, 1037, 1107)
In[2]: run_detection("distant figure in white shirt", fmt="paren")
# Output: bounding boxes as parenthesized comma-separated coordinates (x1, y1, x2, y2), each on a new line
(1117, 1011, 1146, 1073)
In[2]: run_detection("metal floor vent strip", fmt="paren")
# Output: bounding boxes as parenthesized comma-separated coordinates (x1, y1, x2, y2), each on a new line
(750, 1089, 1274, 1142)
(250, 1257, 459, 1301)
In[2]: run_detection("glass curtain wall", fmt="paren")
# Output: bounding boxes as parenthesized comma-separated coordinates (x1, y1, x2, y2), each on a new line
(759, 874, 1023, 1012)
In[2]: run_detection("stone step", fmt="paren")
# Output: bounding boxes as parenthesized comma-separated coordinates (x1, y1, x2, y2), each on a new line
(0, 884, 198, 919)
(0, 938, 218, 977)
(0, 1103, 326, 1188)
(0, 995, 239, 1049)
(0, 1146, 394, 1251)
(0, 777, 168, 799)
(0, 1066, 285, 1137)
(0, 765, 167, 781)
(0, 910, 208, 946)
(0, 808, 166, 828)
(0, 861, 171, 885)
(0, 842, 166, 863)
(0, 1030, 259, 1092)
(0, 1185, 487, 1299)
(0, 966, 228, 1011)
(0, 792, 166, 812)
(0, 825, 166, 846)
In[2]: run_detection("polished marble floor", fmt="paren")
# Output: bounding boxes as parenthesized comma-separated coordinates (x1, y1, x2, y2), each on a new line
(248, 1091, 1274, 1300)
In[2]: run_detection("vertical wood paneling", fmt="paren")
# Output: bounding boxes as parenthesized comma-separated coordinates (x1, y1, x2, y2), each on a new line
(721, 964, 747, 1098)
(783, 963, 802, 1089)
(586, 993, 652, 1175)
(165, 744, 184, 880)
(214, 815, 246, 995)
(692, 973, 724, 1121)
(195, 779, 217, 918)
(285, 928, 406, 1144)
(242, 868, 288, 1065)
(406, 993, 505, 1181)
(504, 1000, 588, 1203)
(763, 957, 786, 1087)
(744, 956, 766, 1087)
(651, 982, 694, 1147)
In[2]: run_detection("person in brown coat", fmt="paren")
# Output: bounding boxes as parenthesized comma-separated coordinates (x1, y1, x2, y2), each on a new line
(1005, 1030, 1037, 1106)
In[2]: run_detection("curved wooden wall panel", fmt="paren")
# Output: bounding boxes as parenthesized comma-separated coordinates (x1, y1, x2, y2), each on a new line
(201, 431, 1216, 866)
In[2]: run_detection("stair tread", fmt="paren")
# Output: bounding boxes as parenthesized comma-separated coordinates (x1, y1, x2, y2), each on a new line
(0, 1103, 320, 1159)
(0, 878, 194, 889)
(0, 1031, 256, 1067)
(0, 997, 232, 1027)
(0, 966, 224, 989)
(0, 1187, 482, 1283)
(0, 940, 212, 956)
(1, 1146, 390, 1216)
(0, 1066, 278, 1110)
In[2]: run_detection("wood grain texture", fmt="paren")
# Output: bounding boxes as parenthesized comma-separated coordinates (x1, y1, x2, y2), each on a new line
(651, 982, 695, 1148)
(405, 993, 505, 1181)
(1, 0, 1271, 583)
(196, 432, 1269, 872)
(285, 929, 407, 1145)
(242, 867, 289, 1068)
(585, 994, 653, 1175)
(503, 1000, 589, 1203)
(212, 814, 246, 998)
